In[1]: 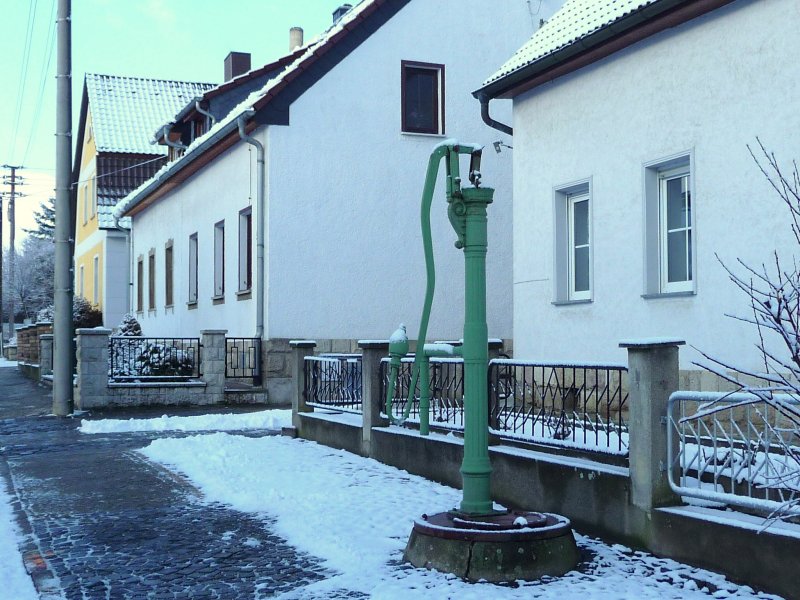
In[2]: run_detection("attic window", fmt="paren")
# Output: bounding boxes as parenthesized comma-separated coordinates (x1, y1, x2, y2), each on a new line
(401, 61, 445, 135)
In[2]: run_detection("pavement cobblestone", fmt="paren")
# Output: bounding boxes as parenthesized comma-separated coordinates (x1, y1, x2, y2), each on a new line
(0, 368, 337, 599)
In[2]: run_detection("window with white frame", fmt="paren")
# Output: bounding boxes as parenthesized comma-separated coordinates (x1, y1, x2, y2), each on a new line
(92, 256, 99, 305)
(79, 265, 85, 298)
(90, 177, 96, 218)
(214, 221, 225, 298)
(188, 233, 198, 303)
(567, 192, 591, 300)
(136, 257, 143, 312)
(659, 168, 692, 292)
(553, 180, 592, 303)
(643, 154, 694, 296)
(164, 241, 174, 307)
(82, 184, 88, 225)
(238, 208, 252, 292)
(148, 250, 156, 310)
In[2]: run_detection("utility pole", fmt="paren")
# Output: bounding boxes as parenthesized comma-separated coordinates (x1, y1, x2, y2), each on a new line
(53, 0, 73, 416)
(1, 165, 25, 343)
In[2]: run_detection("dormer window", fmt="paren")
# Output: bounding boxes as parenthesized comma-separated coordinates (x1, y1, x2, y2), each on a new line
(193, 119, 207, 142)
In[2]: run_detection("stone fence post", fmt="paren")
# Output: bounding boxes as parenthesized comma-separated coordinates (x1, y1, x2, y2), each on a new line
(201, 330, 227, 404)
(76, 328, 112, 410)
(39, 334, 54, 377)
(290, 341, 316, 430)
(620, 338, 684, 511)
(358, 340, 390, 456)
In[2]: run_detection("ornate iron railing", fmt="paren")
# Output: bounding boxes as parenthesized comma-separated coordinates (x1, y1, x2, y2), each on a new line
(488, 360, 629, 455)
(225, 338, 262, 385)
(380, 357, 629, 454)
(380, 357, 466, 429)
(109, 337, 201, 381)
(304, 354, 363, 413)
(668, 391, 800, 516)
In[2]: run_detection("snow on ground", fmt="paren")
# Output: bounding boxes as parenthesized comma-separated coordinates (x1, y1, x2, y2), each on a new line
(141, 433, 780, 599)
(80, 409, 292, 434)
(0, 357, 18, 368)
(0, 477, 39, 600)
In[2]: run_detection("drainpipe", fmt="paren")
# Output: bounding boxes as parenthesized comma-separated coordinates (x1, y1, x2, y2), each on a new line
(160, 124, 187, 151)
(478, 94, 513, 136)
(195, 100, 216, 126)
(237, 111, 265, 340)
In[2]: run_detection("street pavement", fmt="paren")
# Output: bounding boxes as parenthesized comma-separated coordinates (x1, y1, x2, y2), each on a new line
(0, 368, 337, 599)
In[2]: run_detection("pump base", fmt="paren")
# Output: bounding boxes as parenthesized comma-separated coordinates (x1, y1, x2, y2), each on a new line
(404, 510, 579, 582)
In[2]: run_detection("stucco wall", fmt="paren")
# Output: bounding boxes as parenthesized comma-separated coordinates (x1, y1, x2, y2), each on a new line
(511, 0, 800, 370)
(265, 0, 543, 341)
(129, 135, 262, 337)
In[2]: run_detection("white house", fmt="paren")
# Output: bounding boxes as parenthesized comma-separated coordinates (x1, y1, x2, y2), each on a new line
(115, 0, 563, 400)
(475, 0, 800, 382)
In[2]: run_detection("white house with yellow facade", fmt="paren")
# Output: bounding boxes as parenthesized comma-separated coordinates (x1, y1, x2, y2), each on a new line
(72, 74, 213, 327)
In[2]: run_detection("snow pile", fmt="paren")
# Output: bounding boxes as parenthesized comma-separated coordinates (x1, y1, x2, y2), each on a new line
(141, 433, 778, 599)
(0, 479, 39, 600)
(79, 409, 291, 435)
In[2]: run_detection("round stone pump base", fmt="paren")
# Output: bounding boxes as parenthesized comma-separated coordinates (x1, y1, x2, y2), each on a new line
(404, 510, 579, 583)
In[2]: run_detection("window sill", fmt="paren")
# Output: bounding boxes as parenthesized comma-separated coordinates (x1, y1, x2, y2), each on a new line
(641, 291, 696, 300)
(401, 131, 446, 139)
(187, 301, 198, 310)
(147, 309, 156, 316)
(551, 299, 592, 306)
(236, 289, 252, 301)
(212, 295, 225, 305)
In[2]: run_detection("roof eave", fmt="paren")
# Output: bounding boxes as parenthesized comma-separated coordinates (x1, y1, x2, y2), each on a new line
(476, 0, 735, 101)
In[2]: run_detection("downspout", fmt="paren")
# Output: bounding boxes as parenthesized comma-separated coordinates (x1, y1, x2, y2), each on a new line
(478, 93, 513, 136)
(237, 112, 265, 340)
(160, 124, 187, 151)
(195, 100, 216, 126)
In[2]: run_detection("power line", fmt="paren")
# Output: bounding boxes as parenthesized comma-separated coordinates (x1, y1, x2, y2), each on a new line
(8, 0, 40, 163)
(22, 0, 58, 166)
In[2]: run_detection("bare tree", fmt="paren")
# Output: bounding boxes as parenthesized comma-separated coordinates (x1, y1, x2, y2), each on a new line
(692, 139, 800, 522)
(3, 237, 55, 321)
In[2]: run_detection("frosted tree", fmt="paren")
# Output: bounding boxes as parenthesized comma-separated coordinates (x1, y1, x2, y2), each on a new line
(117, 313, 142, 337)
(692, 140, 800, 522)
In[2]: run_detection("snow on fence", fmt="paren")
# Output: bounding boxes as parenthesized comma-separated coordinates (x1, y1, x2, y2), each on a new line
(108, 336, 201, 382)
(668, 391, 800, 516)
(304, 354, 363, 413)
(378, 357, 629, 455)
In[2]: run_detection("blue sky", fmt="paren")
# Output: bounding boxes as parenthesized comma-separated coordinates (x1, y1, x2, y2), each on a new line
(0, 0, 350, 240)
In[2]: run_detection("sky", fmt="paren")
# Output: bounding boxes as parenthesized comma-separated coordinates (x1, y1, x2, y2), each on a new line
(0, 0, 352, 248)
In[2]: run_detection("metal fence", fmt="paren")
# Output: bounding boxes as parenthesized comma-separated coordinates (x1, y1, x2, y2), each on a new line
(304, 354, 363, 413)
(380, 357, 466, 429)
(380, 357, 629, 454)
(489, 360, 629, 455)
(668, 391, 800, 516)
(109, 337, 201, 381)
(225, 338, 262, 385)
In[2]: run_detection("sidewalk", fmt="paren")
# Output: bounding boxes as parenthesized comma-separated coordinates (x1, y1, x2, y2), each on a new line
(0, 367, 327, 599)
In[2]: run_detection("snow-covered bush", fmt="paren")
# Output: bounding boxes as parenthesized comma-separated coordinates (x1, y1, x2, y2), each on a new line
(117, 313, 142, 337)
(36, 297, 103, 328)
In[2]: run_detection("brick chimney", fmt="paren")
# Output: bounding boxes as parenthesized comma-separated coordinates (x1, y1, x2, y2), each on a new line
(224, 52, 251, 82)
(332, 4, 353, 24)
(290, 27, 304, 52)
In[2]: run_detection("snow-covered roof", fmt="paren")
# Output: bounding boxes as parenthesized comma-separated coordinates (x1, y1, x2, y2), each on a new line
(481, 0, 661, 93)
(86, 74, 214, 155)
(97, 204, 130, 230)
(114, 0, 396, 220)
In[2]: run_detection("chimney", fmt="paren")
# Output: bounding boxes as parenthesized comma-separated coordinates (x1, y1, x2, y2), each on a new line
(289, 27, 304, 52)
(224, 51, 251, 82)
(332, 4, 353, 24)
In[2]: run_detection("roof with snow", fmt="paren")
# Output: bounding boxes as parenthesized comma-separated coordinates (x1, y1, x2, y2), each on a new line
(115, 0, 413, 220)
(86, 74, 214, 154)
(477, 0, 730, 99)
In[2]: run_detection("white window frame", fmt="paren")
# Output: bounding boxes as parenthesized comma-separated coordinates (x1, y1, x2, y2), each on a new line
(238, 208, 252, 292)
(188, 233, 198, 304)
(213, 221, 225, 298)
(79, 265, 85, 298)
(90, 177, 96, 218)
(643, 152, 695, 297)
(659, 167, 692, 293)
(567, 191, 591, 301)
(401, 60, 445, 135)
(92, 255, 99, 305)
(82, 185, 88, 225)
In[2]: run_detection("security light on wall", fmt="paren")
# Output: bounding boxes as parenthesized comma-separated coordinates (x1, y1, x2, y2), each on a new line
(493, 141, 513, 154)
